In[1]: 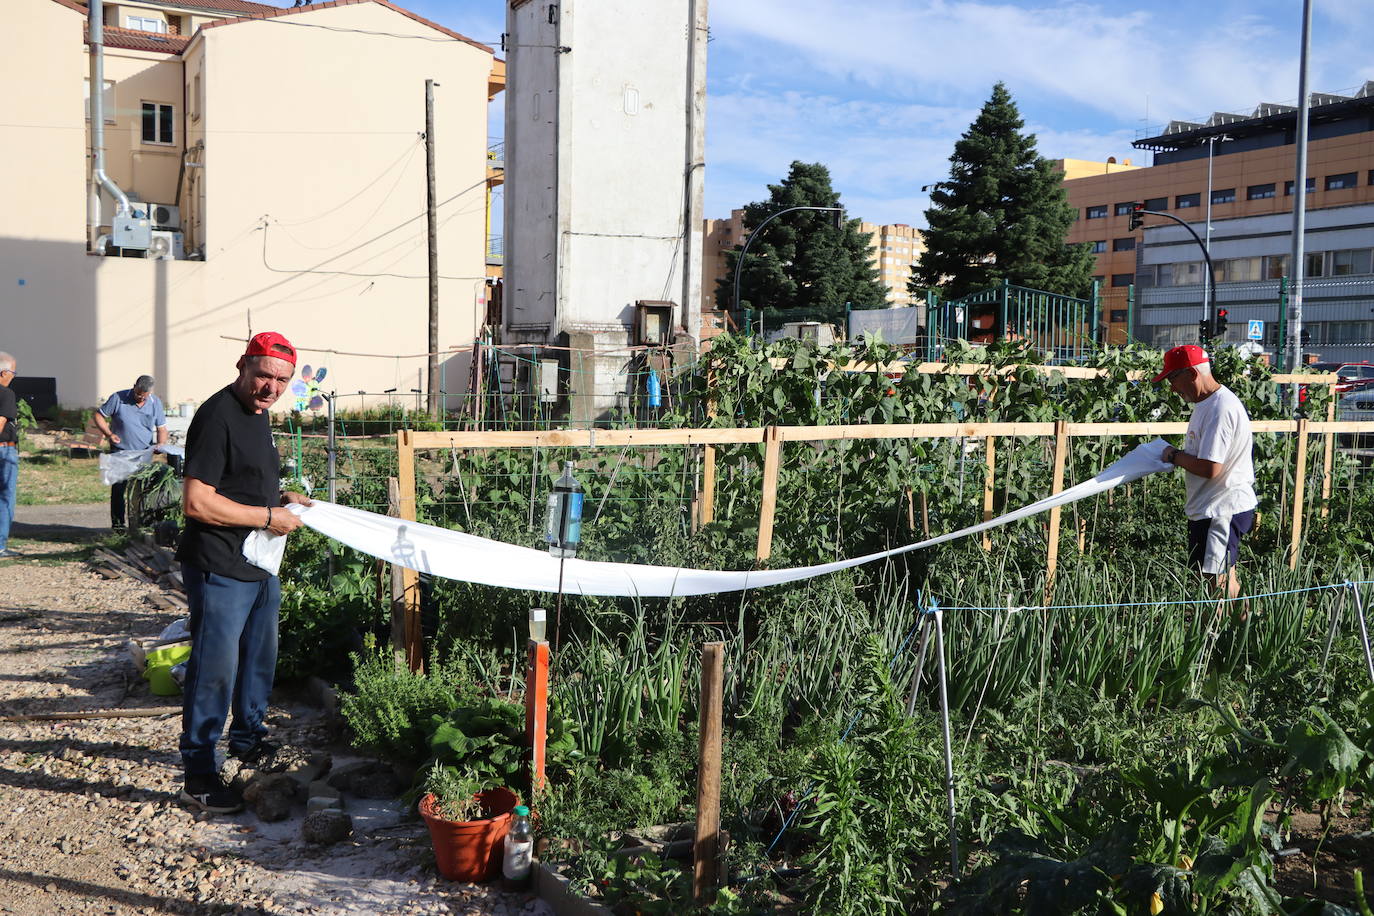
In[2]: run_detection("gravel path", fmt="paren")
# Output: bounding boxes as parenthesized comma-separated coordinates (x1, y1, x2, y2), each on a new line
(0, 517, 552, 916)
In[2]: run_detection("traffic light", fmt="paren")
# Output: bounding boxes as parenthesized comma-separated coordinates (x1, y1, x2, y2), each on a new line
(1199, 318, 1213, 342)
(1128, 202, 1146, 231)
(1215, 309, 1229, 338)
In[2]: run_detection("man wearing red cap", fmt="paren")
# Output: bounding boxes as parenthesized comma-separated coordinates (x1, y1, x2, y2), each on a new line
(175, 332, 312, 813)
(1153, 345, 1257, 600)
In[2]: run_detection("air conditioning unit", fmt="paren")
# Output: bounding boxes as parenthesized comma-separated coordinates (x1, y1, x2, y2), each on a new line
(147, 230, 184, 261)
(150, 203, 180, 229)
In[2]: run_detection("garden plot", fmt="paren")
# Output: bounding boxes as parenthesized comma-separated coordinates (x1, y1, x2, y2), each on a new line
(275, 339, 1374, 913)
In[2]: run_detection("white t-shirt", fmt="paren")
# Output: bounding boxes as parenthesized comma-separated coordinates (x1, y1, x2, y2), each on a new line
(1183, 385, 1258, 521)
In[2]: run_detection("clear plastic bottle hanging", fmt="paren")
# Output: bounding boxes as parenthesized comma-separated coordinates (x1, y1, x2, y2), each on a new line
(543, 461, 584, 558)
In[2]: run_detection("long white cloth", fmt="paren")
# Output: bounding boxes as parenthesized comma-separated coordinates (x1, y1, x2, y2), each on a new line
(284, 439, 1173, 597)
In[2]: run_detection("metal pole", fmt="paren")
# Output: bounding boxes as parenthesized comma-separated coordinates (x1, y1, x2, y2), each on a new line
(1289, 0, 1313, 373)
(1204, 138, 1214, 328)
(425, 78, 441, 420)
(1126, 283, 1135, 346)
(933, 607, 960, 878)
(1140, 209, 1216, 333)
(1350, 581, 1374, 687)
(1276, 277, 1289, 371)
(326, 392, 337, 504)
(553, 557, 567, 654)
(1321, 585, 1346, 673)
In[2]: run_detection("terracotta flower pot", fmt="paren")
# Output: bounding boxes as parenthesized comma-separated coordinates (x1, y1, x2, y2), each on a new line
(418, 788, 520, 882)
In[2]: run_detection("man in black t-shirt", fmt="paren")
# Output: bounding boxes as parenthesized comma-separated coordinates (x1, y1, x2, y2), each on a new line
(0, 351, 19, 560)
(175, 332, 311, 814)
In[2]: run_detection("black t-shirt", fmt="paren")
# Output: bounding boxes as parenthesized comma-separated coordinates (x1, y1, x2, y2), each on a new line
(0, 386, 17, 445)
(175, 385, 280, 581)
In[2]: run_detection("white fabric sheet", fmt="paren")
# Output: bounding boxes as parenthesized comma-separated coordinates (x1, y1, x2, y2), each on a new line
(288, 439, 1173, 597)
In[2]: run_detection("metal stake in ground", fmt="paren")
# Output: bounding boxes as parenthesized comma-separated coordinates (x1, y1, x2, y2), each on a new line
(1349, 581, 1374, 686)
(932, 602, 960, 879)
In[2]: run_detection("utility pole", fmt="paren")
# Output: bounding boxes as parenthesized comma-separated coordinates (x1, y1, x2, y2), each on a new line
(425, 79, 440, 420)
(1288, 0, 1313, 375)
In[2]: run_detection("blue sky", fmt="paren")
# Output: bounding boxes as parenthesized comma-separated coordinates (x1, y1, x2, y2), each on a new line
(399, 0, 1372, 228)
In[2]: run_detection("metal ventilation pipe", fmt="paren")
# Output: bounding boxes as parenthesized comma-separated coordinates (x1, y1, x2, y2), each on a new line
(89, 0, 131, 250)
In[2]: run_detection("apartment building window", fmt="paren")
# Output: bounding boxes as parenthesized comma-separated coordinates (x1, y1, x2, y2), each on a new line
(1369, 170, 1374, 186)
(141, 102, 174, 145)
(1110, 309, 1128, 323)
(1264, 254, 1289, 279)
(1171, 262, 1205, 286)
(1306, 251, 1324, 277)
(1176, 193, 1200, 209)
(1325, 172, 1358, 191)
(1090, 240, 1107, 253)
(1284, 178, 1315, 195)
(1114, 202, 1135, 216)
(1112, 237, 1135, 252)
(1155, 264, 1173, 286)
(1328, 321, 1374, 344)
(1085, 205, 1107, 219)
(191, 71, 202, 121)
(1247, 183, 1276, 200)
(84, 78, 115, 124)
(1144, 196, 1167, 211)
(1111, 273, 1133, 287)
(126, 15, 166, 32)
(1221, 257, 1262, 283)
(1210, 188, 1235, 205)
(1330, 248, 1373, 276)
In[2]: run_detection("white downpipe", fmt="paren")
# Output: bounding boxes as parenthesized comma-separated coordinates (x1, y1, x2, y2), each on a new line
(89, 0, 131, 251)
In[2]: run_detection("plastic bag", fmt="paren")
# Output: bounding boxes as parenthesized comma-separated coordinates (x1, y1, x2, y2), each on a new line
(158, 617, 190, 642)
(99, 448, 154, 486)
(242, 528, 288, 576)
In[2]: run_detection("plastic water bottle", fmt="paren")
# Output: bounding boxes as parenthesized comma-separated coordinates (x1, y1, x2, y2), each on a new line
(502, 805, 533, 890)
(543, 462, 584, 558)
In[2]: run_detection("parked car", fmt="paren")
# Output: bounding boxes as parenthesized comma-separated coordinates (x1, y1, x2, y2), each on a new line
(1338, 388, 1374, 449)
(1308, 361, 1374, 395)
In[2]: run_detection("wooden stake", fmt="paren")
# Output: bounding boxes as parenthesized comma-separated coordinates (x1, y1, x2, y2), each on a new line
(693, 642, 725, 905)
(756, 427, 781, 560)
(981, 437, 996, 552)
(387, 477, 407, 668)
(525, 639, 550, 795)
(701, 445, 716, 525)
(1044, 420, 1069, 603)
(1321, 395, 1335, 518)
(1289, 419, 1309, 570)
(396, 429, 424, 672)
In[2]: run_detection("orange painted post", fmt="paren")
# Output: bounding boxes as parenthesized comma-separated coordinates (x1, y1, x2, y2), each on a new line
(525, 637, 550, 795)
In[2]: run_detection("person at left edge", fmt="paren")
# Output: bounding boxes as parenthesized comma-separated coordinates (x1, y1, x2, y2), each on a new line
(93, 374, 167, 531)
(175, 332, 311, 814)
(0, 352, 19, 560)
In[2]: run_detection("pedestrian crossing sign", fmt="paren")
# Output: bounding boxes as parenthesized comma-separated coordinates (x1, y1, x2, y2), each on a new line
(1247, 319, 1264, 341)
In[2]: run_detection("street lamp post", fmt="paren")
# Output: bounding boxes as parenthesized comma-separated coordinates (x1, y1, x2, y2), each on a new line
(1134, 207, 1217, 337)
(732, 206, 846, 322)
(1202, 134, 1232, 328)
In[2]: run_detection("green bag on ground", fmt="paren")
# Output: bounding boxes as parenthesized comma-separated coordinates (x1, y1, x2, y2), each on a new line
(144, 641, 191, 696)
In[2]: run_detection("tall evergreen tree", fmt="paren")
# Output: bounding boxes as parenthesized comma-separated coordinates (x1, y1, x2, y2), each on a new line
(911, 83, 1095, 301)
(716, 161, 887, 323)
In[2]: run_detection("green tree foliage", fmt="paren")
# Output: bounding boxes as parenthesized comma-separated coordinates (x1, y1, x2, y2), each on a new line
(715, 161, 887, 322)
(913, 82, 1095, 300)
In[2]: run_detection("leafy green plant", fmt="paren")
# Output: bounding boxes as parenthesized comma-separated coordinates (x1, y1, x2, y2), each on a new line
(424, 764, 490, 822)
(340, 645, 478, 764)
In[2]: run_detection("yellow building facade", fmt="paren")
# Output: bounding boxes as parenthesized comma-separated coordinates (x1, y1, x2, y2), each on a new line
(2, 0, 499, 408)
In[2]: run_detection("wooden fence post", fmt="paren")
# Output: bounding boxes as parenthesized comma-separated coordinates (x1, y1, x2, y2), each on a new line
(525, 637, 550, 795)
(386, 477, 407, 668)
(395, 429, 424, 672)
(1044, 420, 1070, 603)
(756, 427, 781, 561)
(700, 445, 716, 525)
(1289, 418, 1309, 570)
(693, 642, 725, 905)
(1321, 396, 1335, 518)
(981, 436, 996, 552)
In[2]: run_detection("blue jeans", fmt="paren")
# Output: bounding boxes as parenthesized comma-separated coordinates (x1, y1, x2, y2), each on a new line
(179, 562, 280, 775)
(0, 447, 17, 551)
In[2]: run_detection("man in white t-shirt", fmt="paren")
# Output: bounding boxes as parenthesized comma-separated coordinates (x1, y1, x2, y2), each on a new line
(1153, 345, 1258, 599)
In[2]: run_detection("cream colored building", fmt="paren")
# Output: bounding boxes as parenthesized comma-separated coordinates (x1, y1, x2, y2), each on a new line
(860, 221, 924, 307)
(2, 0, 499, 410)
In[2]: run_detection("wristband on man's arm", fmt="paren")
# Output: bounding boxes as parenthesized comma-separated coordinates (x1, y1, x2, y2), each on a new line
(266, 507, 273, 529)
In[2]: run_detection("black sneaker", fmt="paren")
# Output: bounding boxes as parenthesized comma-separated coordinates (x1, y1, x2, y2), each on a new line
(230, 738, 287, 771)
(180, 773, 244, 814)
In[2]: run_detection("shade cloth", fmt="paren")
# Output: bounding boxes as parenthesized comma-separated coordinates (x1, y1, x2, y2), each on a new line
(280, 439, 1172, 597)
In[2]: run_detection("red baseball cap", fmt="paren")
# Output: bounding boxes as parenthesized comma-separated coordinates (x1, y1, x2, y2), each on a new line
(244, 331, 297, 366)
(1152, 344, 1209, 382)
